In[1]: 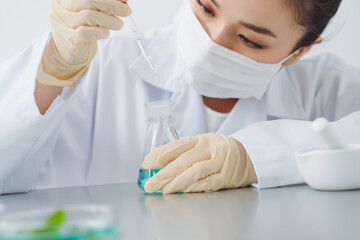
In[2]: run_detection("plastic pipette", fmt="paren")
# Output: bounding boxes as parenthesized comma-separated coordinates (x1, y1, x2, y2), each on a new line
(125, 16, 156, 71)
(121, 1, 155, 71)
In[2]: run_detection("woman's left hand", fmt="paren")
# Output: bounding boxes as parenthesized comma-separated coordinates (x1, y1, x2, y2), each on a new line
(143, 133, 258, 194)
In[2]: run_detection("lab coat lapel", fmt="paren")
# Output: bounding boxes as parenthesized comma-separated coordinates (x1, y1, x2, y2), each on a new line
(129, 27, 182, 93)
(217, 97, 267, 136)
(217, 68, 306, 137)
(265, 68, 306, 120)
(171, 81, 207, 138)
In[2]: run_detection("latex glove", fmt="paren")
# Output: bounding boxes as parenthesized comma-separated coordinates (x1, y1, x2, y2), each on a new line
(143, 133, 258, 194)
(37, 0, 132, 87)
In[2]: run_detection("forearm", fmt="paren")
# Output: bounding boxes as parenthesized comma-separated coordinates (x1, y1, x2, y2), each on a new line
(231, 112, 360, 189)
(34, 79, 63, 115)
(34, 36, 87, 114)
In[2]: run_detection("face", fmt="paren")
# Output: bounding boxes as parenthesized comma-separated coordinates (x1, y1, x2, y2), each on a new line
(190, 0, 308, 64)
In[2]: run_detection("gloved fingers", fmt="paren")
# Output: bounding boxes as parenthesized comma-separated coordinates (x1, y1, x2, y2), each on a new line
(189, 148, 255, 191)
(142, 136, 199, 169)
(50, 8, 110, 45)
(144, 147, 210, 193)
(165, 137, 242, 193)
(78, 9, 123, 30)
(162, 157, 223, 194)
(182, 173, 227, 193)
(165, 146, 238, 193)
(75, 26, 110, 43)
(55, 4, 124, 31)
(58, 0, 132, 17)
(182, 152, 239, 193)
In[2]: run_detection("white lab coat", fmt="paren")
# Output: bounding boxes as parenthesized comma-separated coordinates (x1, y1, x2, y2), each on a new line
(0, 25, 360, 194)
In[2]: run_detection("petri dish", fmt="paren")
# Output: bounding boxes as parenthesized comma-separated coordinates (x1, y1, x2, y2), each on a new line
(0, 204, 117, 240)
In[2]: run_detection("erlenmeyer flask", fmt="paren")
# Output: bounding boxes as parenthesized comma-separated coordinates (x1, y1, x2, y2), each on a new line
(137, 100, 179, 193)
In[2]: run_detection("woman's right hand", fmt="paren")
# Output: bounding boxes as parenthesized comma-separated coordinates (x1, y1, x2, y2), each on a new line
(37, 0, 132, 87)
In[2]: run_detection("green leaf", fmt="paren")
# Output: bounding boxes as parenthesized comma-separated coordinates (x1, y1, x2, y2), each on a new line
(18, 208, 66, 236)
(45, 209, 66, 227)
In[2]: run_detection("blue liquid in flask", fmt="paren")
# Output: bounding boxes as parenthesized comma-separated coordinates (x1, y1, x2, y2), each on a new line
(138, 100, 179, 194)
(137, 167, 163, 194)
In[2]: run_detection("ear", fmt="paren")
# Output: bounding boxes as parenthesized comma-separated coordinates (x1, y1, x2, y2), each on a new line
(282, 37, 323, 66)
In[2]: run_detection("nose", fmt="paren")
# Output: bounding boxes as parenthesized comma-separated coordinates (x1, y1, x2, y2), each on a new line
(208, 23, 233, 50)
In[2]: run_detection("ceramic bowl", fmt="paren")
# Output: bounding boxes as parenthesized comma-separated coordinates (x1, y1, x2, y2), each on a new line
(296, 144, 360, 191)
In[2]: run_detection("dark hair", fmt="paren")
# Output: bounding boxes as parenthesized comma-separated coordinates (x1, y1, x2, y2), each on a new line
(285, 0, 342, 51)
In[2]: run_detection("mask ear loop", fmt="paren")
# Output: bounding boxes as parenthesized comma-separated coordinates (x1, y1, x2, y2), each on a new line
(279, 48, 302, 65)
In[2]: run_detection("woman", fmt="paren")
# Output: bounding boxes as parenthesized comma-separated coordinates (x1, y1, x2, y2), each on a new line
(0, 0, 359, 194)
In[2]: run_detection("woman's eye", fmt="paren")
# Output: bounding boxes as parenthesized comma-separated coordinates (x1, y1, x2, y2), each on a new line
(239, 35, 265, 49)
(197, 0, 214, 16)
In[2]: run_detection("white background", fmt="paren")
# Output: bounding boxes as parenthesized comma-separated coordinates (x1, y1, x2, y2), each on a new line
(0, 0, 359, 68)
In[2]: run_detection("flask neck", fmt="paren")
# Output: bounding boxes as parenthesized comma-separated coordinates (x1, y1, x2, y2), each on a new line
(148, 115, 172, 122)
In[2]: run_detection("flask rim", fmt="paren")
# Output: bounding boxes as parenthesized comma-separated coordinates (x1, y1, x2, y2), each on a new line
(145, 100, 173, 118)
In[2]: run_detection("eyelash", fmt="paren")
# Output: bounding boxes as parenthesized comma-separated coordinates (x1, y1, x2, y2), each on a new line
(197, 0, 214, 16)
(239, 35, 265, 49)
(196, 0, 265, 50)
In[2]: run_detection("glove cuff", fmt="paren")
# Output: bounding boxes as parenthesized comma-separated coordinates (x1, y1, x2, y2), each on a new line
(239, 152, 258, 187)
(37, 37, 97, 87)
(230, 138, 258, 188)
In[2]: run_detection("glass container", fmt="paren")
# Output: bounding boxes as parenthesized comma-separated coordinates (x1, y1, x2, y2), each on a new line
(138, 100, 179, 193)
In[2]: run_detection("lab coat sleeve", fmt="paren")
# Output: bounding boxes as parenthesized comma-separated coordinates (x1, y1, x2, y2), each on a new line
(232, 56, 360, 189)
(0, 33, 85, 195)
(231, 112, 360, 189)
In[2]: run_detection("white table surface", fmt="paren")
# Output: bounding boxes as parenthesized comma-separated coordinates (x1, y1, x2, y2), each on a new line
(1, 183, 359, 240)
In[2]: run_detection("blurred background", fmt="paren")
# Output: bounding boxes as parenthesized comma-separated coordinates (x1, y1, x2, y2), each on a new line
(0, 0, 359, 68)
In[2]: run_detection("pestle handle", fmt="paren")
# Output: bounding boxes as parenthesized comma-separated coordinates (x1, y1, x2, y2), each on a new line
(313, 118, 348, 149)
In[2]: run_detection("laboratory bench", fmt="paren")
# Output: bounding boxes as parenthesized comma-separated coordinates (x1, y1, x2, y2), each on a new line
(0, 183, 359, 240)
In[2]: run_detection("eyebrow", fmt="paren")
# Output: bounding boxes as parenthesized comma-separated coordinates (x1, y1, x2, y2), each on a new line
(239, 21, 277, 38)
(210, 0, 220, 8)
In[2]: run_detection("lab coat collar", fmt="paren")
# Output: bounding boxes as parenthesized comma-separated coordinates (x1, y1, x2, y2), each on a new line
(129, 26, 182, 93)
(264, 67, 306, 120)
(170, 76, 267, 138)
(215, 67, 306, 136)
(216, 97, 267, 136)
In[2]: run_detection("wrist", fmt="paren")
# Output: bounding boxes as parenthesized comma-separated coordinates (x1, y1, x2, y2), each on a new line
(37, 37, 96, 87)
(244, 153, 258, 185)
(232, 138, 258, 186)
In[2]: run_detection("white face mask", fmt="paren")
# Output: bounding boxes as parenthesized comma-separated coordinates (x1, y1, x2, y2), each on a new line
(177, 1, 298, 99)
